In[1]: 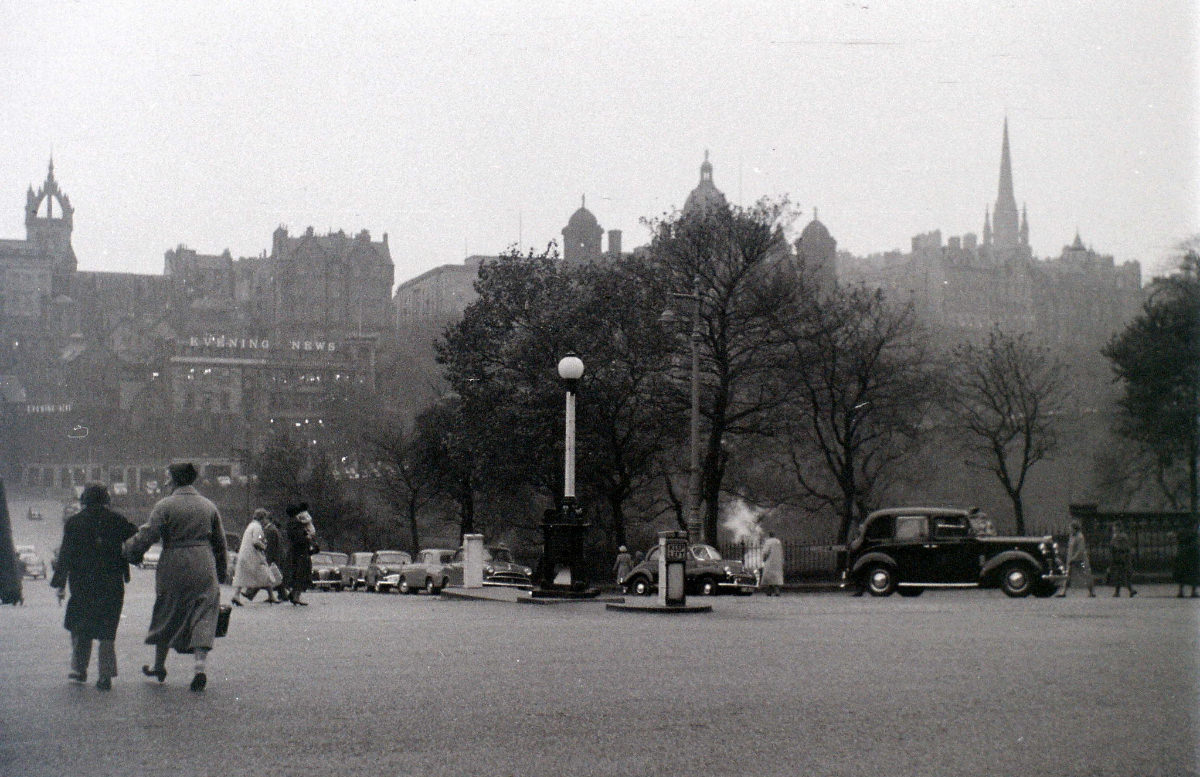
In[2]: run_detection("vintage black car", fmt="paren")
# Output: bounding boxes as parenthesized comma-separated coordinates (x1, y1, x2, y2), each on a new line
(623, 543, 757, 596)
(311, 552, 349, 591)
(843, 507, 1067, 598)
(445, 546, 533, 590)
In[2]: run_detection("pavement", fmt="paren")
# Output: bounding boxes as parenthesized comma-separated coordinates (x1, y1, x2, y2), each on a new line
(3, 501, 1198, 777)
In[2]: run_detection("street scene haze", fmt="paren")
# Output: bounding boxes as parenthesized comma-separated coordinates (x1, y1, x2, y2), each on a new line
(1, 3, 1197, 777)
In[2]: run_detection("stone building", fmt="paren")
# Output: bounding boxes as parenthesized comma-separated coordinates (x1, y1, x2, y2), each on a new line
(562, 195, 623, 265)
(0, 163, 394, 494)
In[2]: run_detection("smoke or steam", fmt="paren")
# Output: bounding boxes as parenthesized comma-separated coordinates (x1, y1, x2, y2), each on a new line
(722, 498, 768, 543)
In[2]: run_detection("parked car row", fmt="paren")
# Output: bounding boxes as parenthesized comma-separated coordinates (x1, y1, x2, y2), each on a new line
(304, 546, 534, 593)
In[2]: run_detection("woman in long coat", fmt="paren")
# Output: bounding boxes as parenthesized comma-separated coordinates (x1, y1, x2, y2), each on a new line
(50, 483, 136, 689)
(231, 508, 278, 605)
(124, 462, 228, 691)
(0, 477, 22, 606)
(284, 503, 316, 606)
(760, 531, 784, 596)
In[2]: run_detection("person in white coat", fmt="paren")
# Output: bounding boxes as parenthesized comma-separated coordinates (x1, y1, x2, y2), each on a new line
(760, 531, 784, 596)
(231, 509, 278, 605)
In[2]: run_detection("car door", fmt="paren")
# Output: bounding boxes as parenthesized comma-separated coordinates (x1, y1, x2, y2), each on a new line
(929, 513, 980, 583)
(889, 514, 932, 583)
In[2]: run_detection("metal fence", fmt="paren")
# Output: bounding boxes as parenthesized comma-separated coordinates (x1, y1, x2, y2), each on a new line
(719, 540, 843, 583)
(1067, 505, 1197, 580)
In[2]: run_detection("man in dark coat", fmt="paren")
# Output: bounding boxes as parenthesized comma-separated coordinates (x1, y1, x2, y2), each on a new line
(285, 503, 316, 605)
(0, 478, 22, 606)
(50, 483, 137, 689)
(263, 511, 288, 601)
(1174, 526, 1199, 598)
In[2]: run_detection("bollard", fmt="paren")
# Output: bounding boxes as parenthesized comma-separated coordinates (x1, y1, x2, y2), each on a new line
(463, 533, 484, 589)
(658, 530, 688, 607)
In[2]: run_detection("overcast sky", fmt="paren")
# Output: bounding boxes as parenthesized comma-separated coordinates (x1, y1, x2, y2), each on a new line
(2, 1, 1196, 285)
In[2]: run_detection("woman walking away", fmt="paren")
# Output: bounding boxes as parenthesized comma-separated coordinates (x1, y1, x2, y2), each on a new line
(1059, 521, 1095, 597)
(124, 462, 228, 691)
(613, 546, 633, 589)
(1107, 524, 1137, 598)
(263, 512, 287, 602)
(50, 484, 136, 690)
(231, 509, 278, 605)
(284, 503, 317, 606)
(1173, 525, 1200, 598)
(761, 531, 784, 597)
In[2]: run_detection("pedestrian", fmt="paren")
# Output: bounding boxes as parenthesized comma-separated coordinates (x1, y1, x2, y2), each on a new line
(1107, 523, 1137, 598)
(284, 502, 318, 606)
(613, 545, 633, 587)
(263, 511, 288, 602)
(1173, 525, 1199, 598)
(1059, 521, 1095, 597)
(968, 507, 997, 537)
(123, 462, 229, 691)
(0, 477, 22, 606)
(49, 483, 136, 689)
(633, 549, 644, 566)
(760, 531, 784, 596)
(230, 508, 279, 605)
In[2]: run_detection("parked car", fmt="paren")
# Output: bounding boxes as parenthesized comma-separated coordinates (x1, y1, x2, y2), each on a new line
(445, 545, 534, 590)
(311, 551, 349, 590)
(15, 545, 47, 579)
(623, 543, 757, 596)
(364, 551, 412, 592)
(396, 548, 457, 594)
(342, 552, 374, 590)
(842, 507, 1067, 598)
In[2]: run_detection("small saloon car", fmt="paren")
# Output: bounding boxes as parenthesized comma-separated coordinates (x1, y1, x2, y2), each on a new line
(364, 551, 413, 592)
(395, 548, 457, 594)
(444, 545, 533, 590)
(341, 552, 374, 590)
(15, 545, 47, 579)
(843, 507, 1067, 598)
(310, 552, 349, 591)
(622, 543, 757, 596)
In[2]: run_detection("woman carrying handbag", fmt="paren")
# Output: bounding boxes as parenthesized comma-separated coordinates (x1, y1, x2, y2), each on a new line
(231, 508, 279, 605)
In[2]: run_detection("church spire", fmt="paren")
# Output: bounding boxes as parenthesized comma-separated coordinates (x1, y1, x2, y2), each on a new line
(1020, 203, 1029, 246)
(992, 118, 1020, 253)
(983, 206, 992, 246)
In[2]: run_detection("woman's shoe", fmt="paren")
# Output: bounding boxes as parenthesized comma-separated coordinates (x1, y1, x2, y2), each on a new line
(291, 599, 308, 606)
(141, 665, 167, 683)
(189, 672, 207, 692)
(96, 677, 112, 691)
(231, 596, 244, 607)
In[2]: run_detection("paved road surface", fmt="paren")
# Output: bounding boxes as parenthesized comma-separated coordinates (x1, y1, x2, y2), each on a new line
(2, 506, 1197, 776)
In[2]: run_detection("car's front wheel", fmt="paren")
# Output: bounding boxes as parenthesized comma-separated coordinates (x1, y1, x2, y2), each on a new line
(698, 577, 718, 596)
(424, 578, 438, 595)
(1000, 563, 1036, 598)
(398, 578, 410, 594)
(864, 565, 897, 597)
(629, 576, 652, 596)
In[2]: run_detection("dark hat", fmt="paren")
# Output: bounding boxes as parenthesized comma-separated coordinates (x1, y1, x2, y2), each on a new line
(285, 502, 309, 517)
(167, 462, 198, 486)
(80, 482, 110, 507)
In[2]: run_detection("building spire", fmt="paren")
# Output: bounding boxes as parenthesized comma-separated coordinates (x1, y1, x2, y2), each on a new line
(992, 118, 1020, 252)
(1020, 202, 1029, 246)
(983, 205, 992, 246)
(997, 117, 1015, 209)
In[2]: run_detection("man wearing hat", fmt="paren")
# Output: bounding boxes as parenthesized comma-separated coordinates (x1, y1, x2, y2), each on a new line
(284, 503, 318, 605)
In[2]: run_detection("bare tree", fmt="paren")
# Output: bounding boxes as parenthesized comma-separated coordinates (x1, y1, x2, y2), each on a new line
(950, 327, 1070, 534)
(365, 418, 438, 554)
(775, 283, 939, 543)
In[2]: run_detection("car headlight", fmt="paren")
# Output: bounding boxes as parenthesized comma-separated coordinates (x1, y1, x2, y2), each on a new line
(723, 565, 732, 575)
(522, 567, 532, 576)
(485, 565, 495, 574)
(1038, 542, 1049, 554)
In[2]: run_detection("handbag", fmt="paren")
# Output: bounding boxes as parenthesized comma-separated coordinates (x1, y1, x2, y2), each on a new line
(267, 563, 283, 587)
(215, 603, 232, 638)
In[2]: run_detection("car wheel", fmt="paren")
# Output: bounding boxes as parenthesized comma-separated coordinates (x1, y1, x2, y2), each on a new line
(864, 565, 897, 597)
(629, 576, 652, 596)
(1000, 563, 1035, 598)
(699, 577, 718, 596)
(897, 587, 924, 597)
(399, 578, 410, 594)
(424, 578, 438, 595)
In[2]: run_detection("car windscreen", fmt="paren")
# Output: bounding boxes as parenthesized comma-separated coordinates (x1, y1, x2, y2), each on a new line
(486, 548, 514, 563)
(374, 553, 408, 564)
(691, 545, 722, 561)
(312, 554, 339, 565)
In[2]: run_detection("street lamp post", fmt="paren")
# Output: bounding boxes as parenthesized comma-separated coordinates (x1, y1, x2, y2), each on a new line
(660, 276, 703, 544)
(533, 353, 596, 597)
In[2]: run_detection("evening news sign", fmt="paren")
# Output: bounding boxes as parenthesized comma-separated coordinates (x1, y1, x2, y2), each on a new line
(186, 335, 338, 352)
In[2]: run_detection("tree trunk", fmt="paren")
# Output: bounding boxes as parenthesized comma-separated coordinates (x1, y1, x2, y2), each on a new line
(1012, 494, 1026, 535)
(608, 491, 627, 549)
(407, 499, 421, 555)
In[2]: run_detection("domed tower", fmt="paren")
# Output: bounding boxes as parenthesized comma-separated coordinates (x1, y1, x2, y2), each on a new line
(24, 159, 77, 293)
(683, 150, 728, 216)
(562, 195, 603, 264)
(795, 209, 838, 295)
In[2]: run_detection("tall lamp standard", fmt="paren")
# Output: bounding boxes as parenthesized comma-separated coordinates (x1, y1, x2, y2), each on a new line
(557, 353, 585, 509)
(659, 276, 703, 544)
(533, 353, 596, 596)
